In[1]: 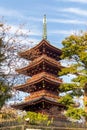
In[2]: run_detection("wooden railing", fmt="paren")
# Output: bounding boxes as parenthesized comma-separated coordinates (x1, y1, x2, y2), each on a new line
(0, 119, 87, 130)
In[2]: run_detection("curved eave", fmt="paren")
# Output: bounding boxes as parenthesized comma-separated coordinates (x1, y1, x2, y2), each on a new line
(16, 55, 63, 75)
(19, 39, 62, 58)
(14, 76, 62, 92)
(11, 96, 65, 110)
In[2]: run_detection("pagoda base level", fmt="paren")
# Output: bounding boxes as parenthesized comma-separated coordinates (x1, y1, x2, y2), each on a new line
(37, 110, 67, 121)
(28, 107, 67, 121)
(11, 100, 67, 120)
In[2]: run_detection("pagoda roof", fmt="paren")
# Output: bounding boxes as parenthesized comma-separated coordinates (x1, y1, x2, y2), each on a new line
(14, 72, 62, 92)
(18, 39, 62, 60)
(25, 90, 59, 101)
(16, 54, 62, 75)
(11, 91, 64, 110)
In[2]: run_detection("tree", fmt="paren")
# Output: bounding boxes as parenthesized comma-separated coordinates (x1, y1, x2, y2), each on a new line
(0, 18, 41, 108)
(59, 33, 87, 120)
(0, 22, 30, 85)
(24, 111, 49, 125)
(0, 36, 11, 109)
(0, 19, 32, 108)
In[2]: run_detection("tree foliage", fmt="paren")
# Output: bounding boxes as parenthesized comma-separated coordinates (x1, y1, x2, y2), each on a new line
(0, 19, 31, 108)
(59, 32, 87, 120)
(24, 111, 51, 126)
(58, 94, 74, 108)
(0, 106, 18, 120)
(0, 36, 11, 109)
(66, 107, 86, 120)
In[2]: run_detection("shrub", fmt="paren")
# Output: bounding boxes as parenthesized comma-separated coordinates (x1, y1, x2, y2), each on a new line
(24, 111, 49, 125)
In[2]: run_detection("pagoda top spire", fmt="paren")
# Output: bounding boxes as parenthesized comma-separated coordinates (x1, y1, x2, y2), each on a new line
(42, 14, 47, 40)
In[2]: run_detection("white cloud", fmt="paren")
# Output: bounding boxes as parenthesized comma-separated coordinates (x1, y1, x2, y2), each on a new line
(61, 8, 87, 16)
(3, 24, 41, 37)
(68, 0, 87, 3)
(2, 24, 41, 48)
(27, 17, 42, 22)
(0, 6, 42, 21)
(48, 18, 86, 25)
(49, 29, 77, 35)
(53, 7, 87, 18)
(0, 7, 23, 18)
(57, 0, 87, 4)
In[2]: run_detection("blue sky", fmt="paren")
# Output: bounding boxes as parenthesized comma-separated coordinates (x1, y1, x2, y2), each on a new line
(1, 0, 87, 48)
(2, 0, 86, 104)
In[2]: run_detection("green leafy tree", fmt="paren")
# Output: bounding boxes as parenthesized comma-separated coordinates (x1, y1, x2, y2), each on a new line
(58, 94, 74, 108)
(66, 107, 86, 120)
(24, 111, 49, 125)
(59, 33, 87, 120)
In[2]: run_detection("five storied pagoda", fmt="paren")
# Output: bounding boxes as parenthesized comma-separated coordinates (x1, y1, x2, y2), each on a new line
(11, 15, 66, 120)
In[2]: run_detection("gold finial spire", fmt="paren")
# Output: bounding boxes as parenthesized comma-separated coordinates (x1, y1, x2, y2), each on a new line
(42, 14, 47, 40)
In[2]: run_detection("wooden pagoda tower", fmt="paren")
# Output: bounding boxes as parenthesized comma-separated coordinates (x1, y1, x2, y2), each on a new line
(12, 15, 66, 120)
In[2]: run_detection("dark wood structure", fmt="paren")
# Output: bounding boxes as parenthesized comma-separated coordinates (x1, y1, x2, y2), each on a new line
(11, 15, 66, 120)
